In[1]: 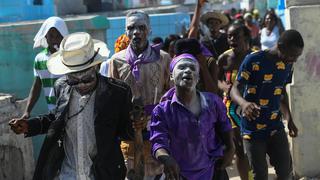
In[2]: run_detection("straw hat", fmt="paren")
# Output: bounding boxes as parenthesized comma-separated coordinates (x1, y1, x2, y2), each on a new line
(47, 32, 110, 75)
(200, 11, 229, 27)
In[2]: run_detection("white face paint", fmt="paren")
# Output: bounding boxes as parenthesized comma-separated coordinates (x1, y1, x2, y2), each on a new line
(126, 14, 150, 52)
(67, 67, 97, 95)
(172, 58, 200, 90)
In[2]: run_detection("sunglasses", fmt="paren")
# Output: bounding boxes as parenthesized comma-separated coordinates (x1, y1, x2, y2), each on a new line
(66, 74, 95, 86)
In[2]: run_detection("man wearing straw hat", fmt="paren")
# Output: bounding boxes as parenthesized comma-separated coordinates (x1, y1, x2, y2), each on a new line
(9, 32, 143, 180)
(109, 10, 171, 179)
(200, 10, 230, 59)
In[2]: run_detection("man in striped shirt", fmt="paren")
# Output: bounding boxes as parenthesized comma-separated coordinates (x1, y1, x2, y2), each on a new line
(19, 16, 69, 119)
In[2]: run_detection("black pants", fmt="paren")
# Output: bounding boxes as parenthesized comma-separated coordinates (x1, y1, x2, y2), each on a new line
(212, 169, 229, 180)
(243, 129, 293, 180)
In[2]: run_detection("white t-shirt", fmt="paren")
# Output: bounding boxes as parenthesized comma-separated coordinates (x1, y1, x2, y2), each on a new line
(260, 26, 280, 50)
(99, 60, 110, 77)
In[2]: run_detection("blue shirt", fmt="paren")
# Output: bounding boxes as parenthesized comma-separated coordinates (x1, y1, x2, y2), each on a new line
(237, 50, 293, 140)
(150, 91, 232, 180)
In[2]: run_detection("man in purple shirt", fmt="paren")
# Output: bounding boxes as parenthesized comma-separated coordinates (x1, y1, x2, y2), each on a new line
(150, 53, 235, 180)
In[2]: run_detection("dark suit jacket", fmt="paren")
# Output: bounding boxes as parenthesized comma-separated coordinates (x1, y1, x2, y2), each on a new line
(27, 74, 134, 180)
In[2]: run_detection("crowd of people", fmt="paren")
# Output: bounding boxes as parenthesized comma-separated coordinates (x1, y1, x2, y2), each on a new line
(8, 0, 304, 180)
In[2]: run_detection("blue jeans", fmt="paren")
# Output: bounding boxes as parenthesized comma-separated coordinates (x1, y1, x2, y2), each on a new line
(243, 129, 293, 180)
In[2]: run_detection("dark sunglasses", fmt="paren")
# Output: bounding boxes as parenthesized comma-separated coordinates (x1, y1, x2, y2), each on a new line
(66, 74, 95, 86)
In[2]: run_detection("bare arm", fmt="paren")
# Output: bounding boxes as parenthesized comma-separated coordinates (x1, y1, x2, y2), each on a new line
(155, 148, 169, 159)
(280, 86, 298, 137)
(218, 130, 235, 169)
(217, 54, 232, 94)
(230, 80, 247, 106)
(23, 77, 42, 118)
(188, 0, 207, 39)
(280, 87, 291, 120)
(197, 55, 219, 93)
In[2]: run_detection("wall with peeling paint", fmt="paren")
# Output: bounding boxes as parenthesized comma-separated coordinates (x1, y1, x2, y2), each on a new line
(286, 1, 320, 178)
(0, 94, 34, 180)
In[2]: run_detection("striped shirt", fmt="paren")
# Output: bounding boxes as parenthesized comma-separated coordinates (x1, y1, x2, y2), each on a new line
(33, 49, 61, 111)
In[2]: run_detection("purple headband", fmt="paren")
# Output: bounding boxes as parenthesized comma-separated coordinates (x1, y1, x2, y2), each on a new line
(170, 53, 198, 73)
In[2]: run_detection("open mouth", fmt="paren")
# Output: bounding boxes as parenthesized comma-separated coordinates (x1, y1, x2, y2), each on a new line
(132, 38, 141, 44)
(182, 76, 192, 81)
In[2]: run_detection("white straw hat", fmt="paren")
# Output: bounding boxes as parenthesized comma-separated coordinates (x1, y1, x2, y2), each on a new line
(47, 32, 110, 75)
(200, 11, 229, 27)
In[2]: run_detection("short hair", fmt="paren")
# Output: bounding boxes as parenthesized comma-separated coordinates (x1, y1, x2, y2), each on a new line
(162, 34, 181, 52)
(229, 22, 251, 43)
(278, 29, 304, 49)
(152, 37, 163, 44)
(126, 10, 150, 27)
(174, 38, 201, 57)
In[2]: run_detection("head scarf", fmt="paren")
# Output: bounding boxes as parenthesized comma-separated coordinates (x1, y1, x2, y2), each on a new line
(170, 53, 198, 73)
(33, 16, 69, 48)
(114, 34, 130, 53)
(125, 43, 161, 81)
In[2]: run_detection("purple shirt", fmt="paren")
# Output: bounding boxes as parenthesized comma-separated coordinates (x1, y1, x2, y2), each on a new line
(150, 92, 232, 180)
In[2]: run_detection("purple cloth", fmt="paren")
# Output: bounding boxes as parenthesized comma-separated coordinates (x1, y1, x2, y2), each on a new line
(159, 87, 175, 102)
(150, 92, 232, 180)
(170, 53, 198, 73)
(200, 43, 213, 57)
(144, 104, 157, 116)
(125, 43, 161, 81)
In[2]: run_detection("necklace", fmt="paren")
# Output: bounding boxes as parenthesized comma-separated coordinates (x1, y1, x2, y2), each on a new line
(67, 91, 94, 120)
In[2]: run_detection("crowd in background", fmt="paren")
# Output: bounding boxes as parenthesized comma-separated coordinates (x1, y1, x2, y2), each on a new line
(8, 0, 304, 179)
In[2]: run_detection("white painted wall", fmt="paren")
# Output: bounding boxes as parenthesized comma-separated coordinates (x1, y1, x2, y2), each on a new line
(286, 1, 320, 178)
(0, 95, 34, 180)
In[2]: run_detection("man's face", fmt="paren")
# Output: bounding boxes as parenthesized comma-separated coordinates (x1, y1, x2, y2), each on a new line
(67, 67, 98, 95)
(206, 18, 222, 36)
(46, 27, 63, 50)
(278, 46, 303, 64)
(126, 15, 149, 51)
(172, 59, 199, 90)
(227, 26, 246, 50)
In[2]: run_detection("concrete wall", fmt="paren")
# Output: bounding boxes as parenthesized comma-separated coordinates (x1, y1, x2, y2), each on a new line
(285, 1, 320, 178)
(55, 0, 87, 15)
(0, 94, 34, 180)
(286, 0, 320, 7)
